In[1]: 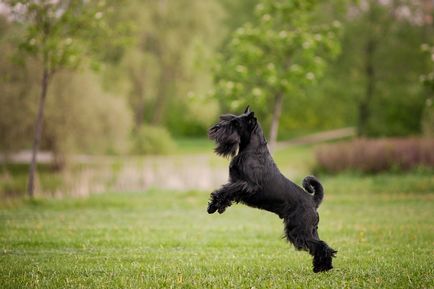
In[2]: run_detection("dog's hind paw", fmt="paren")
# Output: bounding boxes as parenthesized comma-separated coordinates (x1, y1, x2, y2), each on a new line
(313, 263, 333, 273)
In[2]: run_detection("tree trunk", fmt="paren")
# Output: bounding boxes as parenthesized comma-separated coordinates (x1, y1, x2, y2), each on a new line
(27, 68, 50, 197)
(132, 73, 146, 128)
(357, 38, 376, 136)
(135, 95, 145, 128)
(151, 1, 170, 125)
(151, 86, 166, 125)
(151, 66, 172, 125)
(269, 92, 283, 152)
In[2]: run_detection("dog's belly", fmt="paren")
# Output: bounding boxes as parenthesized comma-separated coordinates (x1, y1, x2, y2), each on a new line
(241, 194, 287, 218)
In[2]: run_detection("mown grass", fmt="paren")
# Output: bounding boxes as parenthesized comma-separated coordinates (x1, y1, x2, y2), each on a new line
(1, 174, 433, 288)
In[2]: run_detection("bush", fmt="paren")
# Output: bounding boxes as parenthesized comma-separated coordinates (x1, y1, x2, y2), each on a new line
(0, 61, 133, 164)
(44, 71, 133, 157)
(315, 138, 434, 173)
(131, 125, 176, 155)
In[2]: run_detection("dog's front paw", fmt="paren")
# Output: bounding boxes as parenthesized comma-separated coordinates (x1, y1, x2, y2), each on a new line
(217, 206, 226, 214)
(312, 248, 337, 273)
(207, 202, 218, 214)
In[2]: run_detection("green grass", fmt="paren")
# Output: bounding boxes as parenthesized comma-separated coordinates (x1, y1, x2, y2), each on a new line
(1, 174, 433, 288)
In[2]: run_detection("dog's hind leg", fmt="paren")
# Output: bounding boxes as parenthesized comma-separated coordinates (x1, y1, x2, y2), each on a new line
(207, 181, 250, 214)
(283, 219, 336, 273)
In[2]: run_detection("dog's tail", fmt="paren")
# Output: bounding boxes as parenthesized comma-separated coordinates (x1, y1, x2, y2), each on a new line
(302, 176, 324, 208)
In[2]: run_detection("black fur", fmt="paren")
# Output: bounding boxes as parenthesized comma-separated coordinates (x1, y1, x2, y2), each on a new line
(207, 107, 337, 273)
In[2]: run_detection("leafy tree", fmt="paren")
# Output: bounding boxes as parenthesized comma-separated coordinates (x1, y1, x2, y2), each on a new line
(421, 45, 434, 92)
(218, 0, 261, 45)
(214, 0, 341, 149)
(44, 70, 132, 165)
(3, 0, 121, 197)
(328, 0, 431, 137)
(420, 43, 434, 136)
(0, 21, 37, 154)
(106, 0, 225, 132)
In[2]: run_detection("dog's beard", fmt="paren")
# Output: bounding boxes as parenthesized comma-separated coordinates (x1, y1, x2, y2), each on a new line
(208, 122, 240, 158)
(215, 137, 239, 157)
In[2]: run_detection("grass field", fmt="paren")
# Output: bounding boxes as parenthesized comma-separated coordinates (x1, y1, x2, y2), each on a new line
(1, 173, 433, 288)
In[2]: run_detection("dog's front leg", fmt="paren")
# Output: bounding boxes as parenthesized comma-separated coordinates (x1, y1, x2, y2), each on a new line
(207, 181, 249, 214)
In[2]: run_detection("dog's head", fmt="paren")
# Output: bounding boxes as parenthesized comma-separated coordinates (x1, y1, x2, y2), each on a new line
(208, 106, 258, 157)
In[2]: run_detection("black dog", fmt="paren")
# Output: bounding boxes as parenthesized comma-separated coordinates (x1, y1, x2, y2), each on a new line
(207, 106, 336, 273)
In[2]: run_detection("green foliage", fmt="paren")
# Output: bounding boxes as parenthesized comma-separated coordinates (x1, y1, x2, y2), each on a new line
(4, 0, 123, 72)
(0, 34, 37, 152)
(219, 0, 261, 42)
(0, 1, 132, 161)
(421, 100, 434, 137)
(166, 97, 220, 137)
(103, 0, 225, 131)
(44, 71, 133, 157)
(1, 0, 433, 150)
(131, 125, 176, 155)
(0, 175, 433, 287)
(316, 1, 430, 137)
(420, 43, 434, 136)
(420, 44, 434, 92)
(0, 48, 133, 158)
(215, 0, 341, 135)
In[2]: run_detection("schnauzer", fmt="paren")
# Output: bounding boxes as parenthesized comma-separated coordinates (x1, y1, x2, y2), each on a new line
(207, 106, 337, 273)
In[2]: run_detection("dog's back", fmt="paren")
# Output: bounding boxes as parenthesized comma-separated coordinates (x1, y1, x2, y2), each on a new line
(230, 147, 317, 217)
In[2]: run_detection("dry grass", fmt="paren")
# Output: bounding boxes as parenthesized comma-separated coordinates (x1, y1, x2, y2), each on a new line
(316, 138, 434, 173)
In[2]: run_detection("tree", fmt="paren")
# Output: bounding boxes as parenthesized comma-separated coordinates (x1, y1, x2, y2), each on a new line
(214, 0, 340, 149)
(105, 0, 224, 131)
(335, 0, 431, 137)
(420, 43, 434, 136)
(4, 0, 118, 197)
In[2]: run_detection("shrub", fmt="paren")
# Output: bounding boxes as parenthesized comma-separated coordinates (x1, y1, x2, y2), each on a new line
(0, 64, 133, 165)
(44, 71, 133, 157)
(315, 138, 434, 173)
(131, 125, 176, 155)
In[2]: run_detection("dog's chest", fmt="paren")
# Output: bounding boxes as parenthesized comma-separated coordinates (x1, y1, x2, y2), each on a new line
(229, 156, 243, 179)
(229, 153, 263, 180)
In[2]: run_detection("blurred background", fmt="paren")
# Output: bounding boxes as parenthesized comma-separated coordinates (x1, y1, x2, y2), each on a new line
(0, 1, 433, 287)
(0, 0, 433, 197)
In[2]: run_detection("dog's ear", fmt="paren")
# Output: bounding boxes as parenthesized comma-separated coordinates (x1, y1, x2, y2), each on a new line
(244, 106, 256, 120)
(245, 110, 255, 120)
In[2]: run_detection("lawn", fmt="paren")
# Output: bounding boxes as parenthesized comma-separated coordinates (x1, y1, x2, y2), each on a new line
(0, 173, 433, 288)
